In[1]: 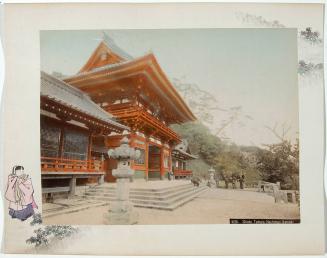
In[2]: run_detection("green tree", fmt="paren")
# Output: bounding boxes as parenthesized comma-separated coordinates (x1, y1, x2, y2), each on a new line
(215, 150, 248, 188)
(256, 139, 299, 190)
(171, 122, 224, 166)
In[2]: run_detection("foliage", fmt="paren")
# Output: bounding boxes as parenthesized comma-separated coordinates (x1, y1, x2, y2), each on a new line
(298, 60, 323, 76)
(172, 121, 262, 187)
(187, 159, 211, 179)
(173, 79, 223, 125)
(214, 149, 250, 188)
(30, 213, 43, 226)
(237, 12, 285, 28)
(300, 27, 322, 44)
(26, 225, 78, 247)
(26, 227, 50, 247)
(173, 79, 254, 140)
(256, 139, 299, 190)
(172, 77, 299, 190)
(171, 122, 224, 166)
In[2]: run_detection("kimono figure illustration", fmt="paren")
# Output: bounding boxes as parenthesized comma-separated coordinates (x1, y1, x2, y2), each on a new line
(5, 165, 38, 221)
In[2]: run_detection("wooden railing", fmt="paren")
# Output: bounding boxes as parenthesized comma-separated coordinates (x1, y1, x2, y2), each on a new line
(41, 157, 104, 172)
(174, 169, 192, 177)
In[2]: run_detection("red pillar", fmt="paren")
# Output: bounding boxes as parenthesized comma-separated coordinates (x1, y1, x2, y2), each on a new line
(160, 147, 165, 180)
(145, 138, 149, 181)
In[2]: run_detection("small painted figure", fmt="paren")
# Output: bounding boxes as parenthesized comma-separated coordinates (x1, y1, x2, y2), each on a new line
(5, 165, 38, 221)
(239, 174, 245, 189)
(168, 171, 174, 181)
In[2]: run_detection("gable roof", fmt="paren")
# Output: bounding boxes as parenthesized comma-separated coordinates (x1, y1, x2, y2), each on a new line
(102, 33, 133, 60)
(173, 139, 197, 159)
(41, 71, 129, 131)
(78, 34, 133, 73)
(64, 53, 197, 124)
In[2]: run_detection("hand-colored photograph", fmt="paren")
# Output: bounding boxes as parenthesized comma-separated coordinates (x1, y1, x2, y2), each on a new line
(39, 28, 300, 225)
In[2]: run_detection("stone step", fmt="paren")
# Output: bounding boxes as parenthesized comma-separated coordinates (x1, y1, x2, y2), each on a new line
(42, 201, 107, 218)
(82, 186, 207, 209)
(84, 185, 203, 201)
(86, 185, 194, 198)
(130, 186, 207, 207)
(91, 182, 194, 194)
(134, 187, 209, 211)
(130, 183, 194, 193)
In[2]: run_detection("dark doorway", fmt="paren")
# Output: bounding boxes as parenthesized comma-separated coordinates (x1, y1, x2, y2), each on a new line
(148, 145, 161, 179)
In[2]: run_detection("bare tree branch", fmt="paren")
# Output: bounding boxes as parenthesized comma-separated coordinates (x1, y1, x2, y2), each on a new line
(264, 122, 292, 141)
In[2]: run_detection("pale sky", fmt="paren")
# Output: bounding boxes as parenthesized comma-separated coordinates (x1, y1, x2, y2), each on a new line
(40, 28, 299, 146)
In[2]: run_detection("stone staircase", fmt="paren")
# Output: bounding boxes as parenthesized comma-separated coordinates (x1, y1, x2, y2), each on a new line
(42, 198, 107, 218)
(78, 182, 208, 211)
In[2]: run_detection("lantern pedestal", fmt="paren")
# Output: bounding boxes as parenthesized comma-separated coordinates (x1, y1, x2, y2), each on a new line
(207, 167, 216, 188)
(103, 137, 140, 225)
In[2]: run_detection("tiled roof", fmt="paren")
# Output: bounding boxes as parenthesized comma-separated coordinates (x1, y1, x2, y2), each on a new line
(41, 71, 129, 131)
(173, 139, 197, 159)
(102, 32, 133, 60)
(174, 148, 197, 159)
(62, 55, 140, 81)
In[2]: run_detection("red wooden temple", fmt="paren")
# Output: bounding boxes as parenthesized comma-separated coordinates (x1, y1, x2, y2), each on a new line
(63, 36, 197, 181)
(40, 71, 128, 200)
(172, 140, 197, 179)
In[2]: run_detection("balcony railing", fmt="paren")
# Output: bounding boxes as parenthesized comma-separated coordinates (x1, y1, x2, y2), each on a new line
(173, 169, 192, 177)
(106, 103, 180, 142)
(41, 157, 104, 173)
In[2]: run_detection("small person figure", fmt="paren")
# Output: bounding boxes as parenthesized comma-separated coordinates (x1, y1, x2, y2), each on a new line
(5, 165, 38, 221)
(168, 171, 174, 181)
(239, 174, 245, 189)
(231, 175, 237, 189)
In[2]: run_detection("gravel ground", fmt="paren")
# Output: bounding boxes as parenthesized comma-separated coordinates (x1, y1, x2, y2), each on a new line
(43, 188, 300, 225)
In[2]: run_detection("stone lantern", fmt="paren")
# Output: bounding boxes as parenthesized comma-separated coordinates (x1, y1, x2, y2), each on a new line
(207, 167, 216, 188)
(104, 136, 140, 225)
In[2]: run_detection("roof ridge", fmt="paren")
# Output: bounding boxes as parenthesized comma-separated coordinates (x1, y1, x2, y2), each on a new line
(102, 32, 133, 60)
(62, 53, 152, 81)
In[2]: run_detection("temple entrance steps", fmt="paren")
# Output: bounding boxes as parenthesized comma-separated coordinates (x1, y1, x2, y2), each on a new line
(77, 181, 208, 211)
(42, 197, 107, 218)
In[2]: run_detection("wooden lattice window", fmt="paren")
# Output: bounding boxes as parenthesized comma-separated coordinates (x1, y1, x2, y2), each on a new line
(63, 128, 89, 160)
(41, 120, 61, 158)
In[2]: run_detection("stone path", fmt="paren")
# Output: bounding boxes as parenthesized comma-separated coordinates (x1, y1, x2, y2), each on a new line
(43, 188, 300, 225)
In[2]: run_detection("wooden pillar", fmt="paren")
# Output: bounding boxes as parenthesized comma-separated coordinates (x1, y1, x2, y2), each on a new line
(87, 133, 93, 169)
(145, 138, 149, 181)
(168, 147, 172, 172)
(88, 133, 93, 159)
(168, 147, 174, 180)
(160, 147, 165, 180)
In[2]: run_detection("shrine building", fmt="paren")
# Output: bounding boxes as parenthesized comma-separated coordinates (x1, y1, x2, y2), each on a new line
(63, 35, 197, 181)
(172, 140, 197, 179)
(40, 71, 129, 200)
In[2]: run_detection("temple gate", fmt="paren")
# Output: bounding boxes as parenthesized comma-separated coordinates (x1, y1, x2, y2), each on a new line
(64, 35, 197, 181)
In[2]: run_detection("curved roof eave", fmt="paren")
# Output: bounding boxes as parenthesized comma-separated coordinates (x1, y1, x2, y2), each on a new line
(41, 71, 130, 132)
(64, 53, 197, 123)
